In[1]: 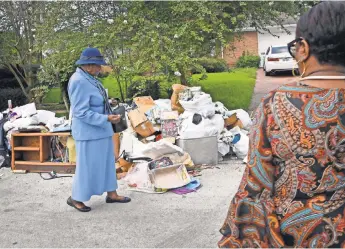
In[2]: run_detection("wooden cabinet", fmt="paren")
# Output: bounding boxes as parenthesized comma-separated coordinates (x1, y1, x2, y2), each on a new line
(11, 132, 76, 174)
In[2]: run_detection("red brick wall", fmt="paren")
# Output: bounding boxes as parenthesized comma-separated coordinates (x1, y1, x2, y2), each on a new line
(222, 31, 258, 67)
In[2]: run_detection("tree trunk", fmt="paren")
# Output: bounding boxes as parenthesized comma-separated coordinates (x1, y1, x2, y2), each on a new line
(180, 72, 188, 85)
(62, 93, 69, 112)
(115, 75, 125, 102)
(7, 64, 30, 100)
(178, 65, 188, 85)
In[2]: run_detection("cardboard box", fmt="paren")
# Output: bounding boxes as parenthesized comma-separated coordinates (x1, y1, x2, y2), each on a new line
(135, 121, 156, 137)
(116, 158, 133, 172)
(150, 164, 191, 189)
(161, 111, 179, 120)
(128, 109, 147, 127)
(128, 109, 156, 137)
(171, 84, 188, 114)
(224, 113, 244, 129)
(134, 96, 155, 114)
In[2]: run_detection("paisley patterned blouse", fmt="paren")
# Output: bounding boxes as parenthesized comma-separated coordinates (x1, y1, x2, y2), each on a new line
(219, 84, 345, 248)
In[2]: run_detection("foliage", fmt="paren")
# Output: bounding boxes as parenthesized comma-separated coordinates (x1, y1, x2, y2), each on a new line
(30, 84, 49, 104)
(0, 77, 20, 89)
(0, 88, 27, 112)
(101, 75, 172, 100)
(229, 1, 318, 36)
(159, 80, 174, 99)
(0, 0, 317, 102)
(31, 1, 316, 107)
(191, 69, 257, 110)
(87, 1, 312, 91)
(35, 30, 90, 110)
(0, 1, 47, 99)
(102, 69, 257, 111)
(236, 53, 261, 68)
(43, 68, 257, 111)
(127, 78, 161, 100)
(124, 1, 238, 85)
(101, 76, 122, 100)
(192, 57, 229, 74)
(0, 67, 22, 88)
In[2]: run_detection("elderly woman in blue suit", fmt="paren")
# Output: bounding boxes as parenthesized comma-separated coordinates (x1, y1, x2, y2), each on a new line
(67, 47, 131, 212)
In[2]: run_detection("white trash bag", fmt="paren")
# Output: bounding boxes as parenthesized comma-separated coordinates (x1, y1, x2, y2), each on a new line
(179, 93, 213, 113)
(179, 114, 223, 139)
(123, 162, 156, 193)
(229, 126, 249, 159)
(225, 109, 252, 130)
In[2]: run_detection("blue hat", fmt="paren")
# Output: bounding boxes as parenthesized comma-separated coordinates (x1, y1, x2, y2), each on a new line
(76, 47, 106, 65)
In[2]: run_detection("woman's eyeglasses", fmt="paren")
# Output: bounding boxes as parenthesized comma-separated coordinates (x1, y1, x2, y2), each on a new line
(287, 37, 304, 58)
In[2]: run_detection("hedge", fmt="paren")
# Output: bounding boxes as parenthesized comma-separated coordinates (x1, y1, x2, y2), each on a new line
(236, 55, 261, 68)
(0, 88, 28, 112)
(191, 57, 229, 74)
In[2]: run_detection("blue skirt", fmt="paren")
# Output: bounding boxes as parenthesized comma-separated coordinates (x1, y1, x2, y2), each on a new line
(72, 136, 117, 202)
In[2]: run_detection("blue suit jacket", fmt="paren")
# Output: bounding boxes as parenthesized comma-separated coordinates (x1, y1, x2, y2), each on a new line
(68, 68, 113, 141)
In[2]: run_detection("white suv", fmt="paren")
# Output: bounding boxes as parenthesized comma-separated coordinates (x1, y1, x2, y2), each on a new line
(263, 45, 296, 76)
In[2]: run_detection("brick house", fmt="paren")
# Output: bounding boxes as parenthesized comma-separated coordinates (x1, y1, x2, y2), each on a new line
(222, 23, 296, 67)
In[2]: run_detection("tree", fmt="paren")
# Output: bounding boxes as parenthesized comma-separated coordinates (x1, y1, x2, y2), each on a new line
(35, 1, 121, 108)
(103, 1, 312, 85)
(36, 0, 316, 103)
(0, 1, 46, 100)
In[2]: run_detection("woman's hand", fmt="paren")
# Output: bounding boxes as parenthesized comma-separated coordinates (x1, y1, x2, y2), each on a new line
(108, 114, 121, 124)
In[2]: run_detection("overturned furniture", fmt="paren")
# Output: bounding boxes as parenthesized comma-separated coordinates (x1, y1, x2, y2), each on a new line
(11, 132, 76, 174)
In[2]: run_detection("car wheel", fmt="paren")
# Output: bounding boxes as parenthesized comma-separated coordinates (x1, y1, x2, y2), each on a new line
(265, 70, 271, 76)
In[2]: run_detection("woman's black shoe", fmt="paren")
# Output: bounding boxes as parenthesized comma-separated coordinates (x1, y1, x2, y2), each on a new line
(67, 196, 91, 212)
(106, 196, 131, 203)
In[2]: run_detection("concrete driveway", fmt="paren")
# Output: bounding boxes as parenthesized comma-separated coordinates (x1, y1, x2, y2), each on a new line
(0, 69, 291, 248)
(0, 160, 244, 248)
(249, 69, 295, 112)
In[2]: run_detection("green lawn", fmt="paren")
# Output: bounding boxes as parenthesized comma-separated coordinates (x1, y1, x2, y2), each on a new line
(43, 68, 257, 110)
(192, 68, 257, 110)
(42, 78, 127, 104)
(101, 75, 171, 99)
(101, 68, 256, 110)
(43, 88, 61, 103)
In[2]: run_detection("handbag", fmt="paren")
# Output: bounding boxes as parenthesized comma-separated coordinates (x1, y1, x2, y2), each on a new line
(111, 105, 128, 133)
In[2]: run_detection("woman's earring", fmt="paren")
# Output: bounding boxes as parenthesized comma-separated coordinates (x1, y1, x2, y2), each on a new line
(292, 59, 306, 77)
(292, 62, 298, 77)
(300, 61, 306, 78)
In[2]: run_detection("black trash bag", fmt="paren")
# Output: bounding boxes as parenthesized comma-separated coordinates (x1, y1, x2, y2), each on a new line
(192, 113, 203, 125)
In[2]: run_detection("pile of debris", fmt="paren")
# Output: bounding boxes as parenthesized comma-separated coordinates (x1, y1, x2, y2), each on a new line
(0, 85, 251, 195)
(1, 102, 69, 147)
(0, 101, 72, 168)
(114, 84, 251, 194)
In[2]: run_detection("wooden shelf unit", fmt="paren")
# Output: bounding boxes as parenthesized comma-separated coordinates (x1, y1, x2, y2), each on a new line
(11, 132, 76, 174)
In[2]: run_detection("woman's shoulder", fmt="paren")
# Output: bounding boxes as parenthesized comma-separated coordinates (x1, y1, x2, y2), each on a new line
(258, 80, 325, 107)
(68, 72, 89, 94)
(69, 70, 84, 83)
(274, 79, 324, 94)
